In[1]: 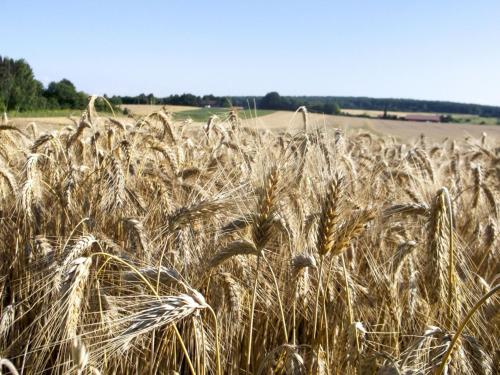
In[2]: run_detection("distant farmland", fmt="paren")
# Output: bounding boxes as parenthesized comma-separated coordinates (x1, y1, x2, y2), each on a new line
(341, 108, 500, 125)
(8, 104, 500, 141)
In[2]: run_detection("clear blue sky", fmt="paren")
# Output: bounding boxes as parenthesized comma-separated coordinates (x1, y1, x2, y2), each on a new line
(3, 0, 500, 105)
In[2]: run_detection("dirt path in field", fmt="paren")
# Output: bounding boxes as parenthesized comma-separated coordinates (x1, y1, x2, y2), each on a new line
(241, 111, 500, 142)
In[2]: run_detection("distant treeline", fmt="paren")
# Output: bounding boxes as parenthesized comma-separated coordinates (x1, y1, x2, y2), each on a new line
(118, 92, 342, 114)
(325, 96, 500, 117)
(2, 55, 500, 117)
(118, 92, 500, 117)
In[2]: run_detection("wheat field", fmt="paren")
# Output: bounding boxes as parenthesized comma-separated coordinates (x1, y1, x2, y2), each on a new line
(0, 98, 498, 374)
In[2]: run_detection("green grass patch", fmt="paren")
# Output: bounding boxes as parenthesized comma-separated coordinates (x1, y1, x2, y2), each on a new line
(8, 108, 118, 118)
(8, 107, 275, 122)
(452, 115, 500, 125)
(7, 109, 85, 118)
(173, 108, 275, 122)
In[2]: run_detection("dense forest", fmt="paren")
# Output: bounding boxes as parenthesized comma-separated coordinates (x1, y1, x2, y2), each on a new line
(2, 55, 500, 118)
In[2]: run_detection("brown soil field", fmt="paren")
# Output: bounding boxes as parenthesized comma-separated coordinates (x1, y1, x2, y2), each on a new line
(341, 109, 479, 119)
(342, 109, 445, 117)
(119, 104, 197, 115)
(241, 111, 500, 141)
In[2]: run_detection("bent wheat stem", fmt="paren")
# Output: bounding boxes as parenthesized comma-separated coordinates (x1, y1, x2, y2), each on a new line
(435, 285, 499, 375)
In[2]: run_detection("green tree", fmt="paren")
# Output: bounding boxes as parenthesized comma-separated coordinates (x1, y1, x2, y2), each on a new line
(108, 95, 123, 106)
(0, 56, 44, 111)
(0, 56, 92, 112)
(44, 79, 84, 109)
(0, 56, 15, 111)
(322, 101, 340, 115)
(260, 92, 283, 109)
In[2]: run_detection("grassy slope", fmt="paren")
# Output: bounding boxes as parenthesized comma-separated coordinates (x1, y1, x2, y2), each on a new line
(119, 104, 196, 115)
(455, 115, 500, 125)
(173, 108, 275, 122)
(7, 109, 86, 118)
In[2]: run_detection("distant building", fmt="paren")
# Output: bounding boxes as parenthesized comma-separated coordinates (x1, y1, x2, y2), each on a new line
(405, 114, 441, 123)
(202, 99, 218, 108)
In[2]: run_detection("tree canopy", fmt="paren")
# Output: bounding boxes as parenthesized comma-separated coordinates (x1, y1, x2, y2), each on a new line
(0, 55, 89, 112)
(0, 56, 45, 111)
(44, 79, 88, 109)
